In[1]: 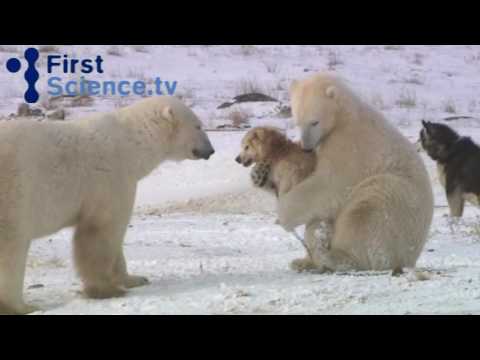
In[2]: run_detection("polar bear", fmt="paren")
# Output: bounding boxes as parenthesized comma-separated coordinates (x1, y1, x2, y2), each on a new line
(0, 96, 214, 315)
(261, 73, 434, 273)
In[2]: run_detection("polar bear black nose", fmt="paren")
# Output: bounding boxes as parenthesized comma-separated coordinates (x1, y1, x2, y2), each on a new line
(205, 149, 215, 160)
(194, 148, 215, 160)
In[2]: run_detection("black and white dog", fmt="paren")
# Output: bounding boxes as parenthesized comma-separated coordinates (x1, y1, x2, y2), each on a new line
(420, 120, 480, 217)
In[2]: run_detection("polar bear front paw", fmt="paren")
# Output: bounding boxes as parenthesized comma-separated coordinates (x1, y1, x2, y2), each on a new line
(290, 257, 317, 273)
(84, 285, 127, 299)
(21, 303, 41, 314)
(0, 301, 40, 315)
(250, 162, 271, 188)
(124, 275, 150, 289)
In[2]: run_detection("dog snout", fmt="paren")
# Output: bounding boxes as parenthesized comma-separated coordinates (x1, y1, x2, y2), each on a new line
(235, 154, 253, 167)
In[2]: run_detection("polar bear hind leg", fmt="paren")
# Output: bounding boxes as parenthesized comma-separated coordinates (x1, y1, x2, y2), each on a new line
(0, 236, 38, 315)
(322, 174, 424, 272)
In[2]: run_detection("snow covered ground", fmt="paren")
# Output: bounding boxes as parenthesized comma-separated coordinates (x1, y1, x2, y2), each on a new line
(2, 45, 480, 314)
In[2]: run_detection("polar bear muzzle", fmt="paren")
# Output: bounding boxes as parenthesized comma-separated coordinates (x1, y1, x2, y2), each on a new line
(192, 142, 215, 160)
(300, 128, 321, 152)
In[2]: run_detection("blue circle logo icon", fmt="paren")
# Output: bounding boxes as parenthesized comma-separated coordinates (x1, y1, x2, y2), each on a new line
(6, 58, 21, 73)
(5, 47, 40, 104)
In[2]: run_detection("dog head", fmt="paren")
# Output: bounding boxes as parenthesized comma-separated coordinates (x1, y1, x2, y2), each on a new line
(420, 120, 460, 162)
(235, 127, 287, 167)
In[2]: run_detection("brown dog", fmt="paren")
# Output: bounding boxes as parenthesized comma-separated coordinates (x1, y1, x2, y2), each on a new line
(236, 127, 332, 271)
(235, 127, 316, 196)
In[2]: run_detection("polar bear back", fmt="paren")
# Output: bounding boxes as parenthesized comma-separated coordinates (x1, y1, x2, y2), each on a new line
(0, 116, 130, 240)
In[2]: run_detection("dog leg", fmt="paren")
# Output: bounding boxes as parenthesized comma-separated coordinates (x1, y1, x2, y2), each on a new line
(447, 187, 465, 218)
(251, 162, 277, 194)
(250, 162, 271, 187)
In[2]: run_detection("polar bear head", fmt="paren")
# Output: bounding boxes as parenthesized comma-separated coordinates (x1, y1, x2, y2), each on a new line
(123, 96, 215, 162)
(159, 97, 215, 161)
(290, 73, 345, 152)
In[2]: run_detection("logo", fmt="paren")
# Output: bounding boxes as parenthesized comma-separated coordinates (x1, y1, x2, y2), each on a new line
(6, 48, 40, 103)
(5, 47, 177, 104)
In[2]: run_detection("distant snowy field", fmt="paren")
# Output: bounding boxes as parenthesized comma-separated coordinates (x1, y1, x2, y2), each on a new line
(2, 45, 480, 314)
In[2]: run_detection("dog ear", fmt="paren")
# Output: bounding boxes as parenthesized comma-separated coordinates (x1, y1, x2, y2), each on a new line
(422, 120, 432, 134)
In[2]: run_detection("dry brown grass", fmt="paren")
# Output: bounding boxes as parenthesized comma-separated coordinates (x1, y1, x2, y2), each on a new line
(228, 109, 252, 128)
(38, 45, 60, 53)
(107, 46, 123, 57)
(327, 50, 343, 70)
(395, 89, 417, 109)
(443, 99, 457, 114)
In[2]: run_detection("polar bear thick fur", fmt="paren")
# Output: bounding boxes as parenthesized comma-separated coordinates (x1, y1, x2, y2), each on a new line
(0, 96, 214, 315)
(277, 73, 434, 273)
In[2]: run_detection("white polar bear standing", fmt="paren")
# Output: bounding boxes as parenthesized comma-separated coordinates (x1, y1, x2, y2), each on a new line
(276, 73, 434, 273)
(0, 96, 215, 315)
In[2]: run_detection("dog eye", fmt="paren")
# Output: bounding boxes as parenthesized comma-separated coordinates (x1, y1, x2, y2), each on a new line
(312, 121, 320, 127)
(196, 125, 201, 130)
(245, 145, 250, 151)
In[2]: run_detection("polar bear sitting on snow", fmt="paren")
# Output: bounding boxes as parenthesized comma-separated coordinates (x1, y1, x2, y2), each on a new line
(0, 96, 215, 315)
(255, 73, 434, 274)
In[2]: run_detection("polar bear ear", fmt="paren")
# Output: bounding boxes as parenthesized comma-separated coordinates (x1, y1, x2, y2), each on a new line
(325, 86, 337, 99)
(162, 106, 175, 123)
